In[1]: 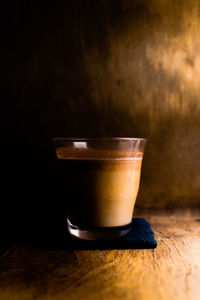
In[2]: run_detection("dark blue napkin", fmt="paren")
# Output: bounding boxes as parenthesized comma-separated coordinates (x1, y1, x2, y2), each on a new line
(66, 218, 157, 249)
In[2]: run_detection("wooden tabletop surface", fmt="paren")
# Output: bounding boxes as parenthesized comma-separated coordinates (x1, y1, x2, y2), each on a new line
(0, 212, 200, 300)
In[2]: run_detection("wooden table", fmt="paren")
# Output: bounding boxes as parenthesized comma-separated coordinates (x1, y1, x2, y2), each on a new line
(0, 213, 200, 300)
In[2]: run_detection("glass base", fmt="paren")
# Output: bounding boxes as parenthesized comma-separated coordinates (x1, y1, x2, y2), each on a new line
(67, 219, 132, 240)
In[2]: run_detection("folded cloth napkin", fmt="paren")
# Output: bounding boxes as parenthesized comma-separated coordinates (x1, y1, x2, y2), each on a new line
(65, 218, 157, 250)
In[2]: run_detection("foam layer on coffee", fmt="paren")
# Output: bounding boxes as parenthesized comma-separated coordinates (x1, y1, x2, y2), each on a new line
(56, 147, 143, 160)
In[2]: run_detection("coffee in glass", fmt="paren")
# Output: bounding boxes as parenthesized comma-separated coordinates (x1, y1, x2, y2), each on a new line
(53, 138, 146, 240)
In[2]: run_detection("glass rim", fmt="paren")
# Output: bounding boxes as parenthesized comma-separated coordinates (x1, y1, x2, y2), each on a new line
(53, 137, 147, 143)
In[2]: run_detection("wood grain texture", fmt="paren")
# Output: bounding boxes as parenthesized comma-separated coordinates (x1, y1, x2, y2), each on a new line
(0, 214, 200, 300)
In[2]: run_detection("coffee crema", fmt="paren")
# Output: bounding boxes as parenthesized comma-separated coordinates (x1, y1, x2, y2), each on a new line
(56, 147, 143, 160)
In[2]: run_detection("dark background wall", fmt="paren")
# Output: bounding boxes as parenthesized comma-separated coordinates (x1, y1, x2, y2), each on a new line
(1, 0, 200, 239)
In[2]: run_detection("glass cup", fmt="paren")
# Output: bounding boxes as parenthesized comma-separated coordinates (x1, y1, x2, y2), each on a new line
(53, 137, 146, 240)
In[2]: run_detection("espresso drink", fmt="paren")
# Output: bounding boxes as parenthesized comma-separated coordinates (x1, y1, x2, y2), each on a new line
(56, 147, 143, 228)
